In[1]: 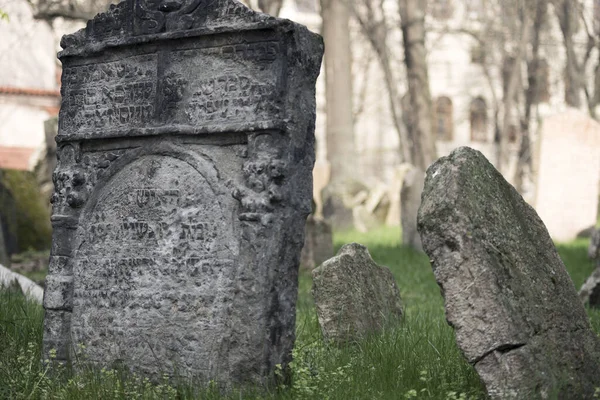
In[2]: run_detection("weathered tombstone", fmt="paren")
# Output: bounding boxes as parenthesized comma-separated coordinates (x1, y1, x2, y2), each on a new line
(322, 179, 368, 231)
(579, 268, 600, 308)
(312, 243, 403, 342)
(312, 160, 330, 218)
(401, 166, 424, 251)
(418, 147, 600, 399)
(0, 264, 44, 303)
(579, 230, 600, 307)
(588, 227, 600, 261)
(352, 183, 390, 232)
(534, 109, 600, 242)
(42, 0, 323, 386)
(300, 215, 333, 270)
(385, 163, 411, 227)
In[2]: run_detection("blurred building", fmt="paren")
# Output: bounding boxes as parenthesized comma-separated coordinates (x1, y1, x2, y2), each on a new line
(280, 0, 599, 204)
(0, 0, 61, 171)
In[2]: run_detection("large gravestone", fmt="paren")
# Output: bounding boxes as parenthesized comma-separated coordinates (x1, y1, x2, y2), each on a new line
(42, 0, 323, 385)
(418, 147, 600, 399)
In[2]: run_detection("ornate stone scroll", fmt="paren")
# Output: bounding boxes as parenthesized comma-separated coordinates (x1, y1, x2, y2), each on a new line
(43, 0, 323, 386)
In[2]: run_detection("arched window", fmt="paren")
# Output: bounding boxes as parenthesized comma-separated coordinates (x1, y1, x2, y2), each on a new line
(434, 96, 453, 141)
(470, 97, 488, 142)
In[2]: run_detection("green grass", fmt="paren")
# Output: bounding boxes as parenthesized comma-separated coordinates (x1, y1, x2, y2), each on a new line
(1, 227, 598, 399)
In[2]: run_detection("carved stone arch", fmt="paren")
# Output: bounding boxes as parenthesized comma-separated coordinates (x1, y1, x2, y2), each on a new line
(470, 96, 488, 142)
(68, 141, 241, 380)
(80, 142, 230, 215)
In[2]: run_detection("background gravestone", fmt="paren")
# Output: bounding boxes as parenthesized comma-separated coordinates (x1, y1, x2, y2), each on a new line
(579, 228, 600, 307)
(534, 109, 600, 241)
(42, 0, 323, 386)
(418, 147, 600, 399)
(312, 243, 403, 342)
(300, 215, 333, 270)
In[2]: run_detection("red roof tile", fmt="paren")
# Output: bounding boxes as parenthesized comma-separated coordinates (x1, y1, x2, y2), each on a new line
(0, 86, 60, 98)
(0, 146, 37, 171)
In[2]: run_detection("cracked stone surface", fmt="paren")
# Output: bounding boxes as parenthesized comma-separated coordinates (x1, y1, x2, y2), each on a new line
(312, 243, 403, 342)
(417, 147, 600, 399)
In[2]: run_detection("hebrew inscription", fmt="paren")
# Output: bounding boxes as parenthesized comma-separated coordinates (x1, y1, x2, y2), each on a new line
(61, 54, 157, 132)
(72, 155, 236, 378)
(165, 41, 282, 125)
(60, 38, 283, 137)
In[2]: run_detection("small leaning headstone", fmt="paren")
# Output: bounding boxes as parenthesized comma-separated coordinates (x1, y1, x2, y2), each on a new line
(312, 243, 403, 342)
(418, 147, 600, 399)
(43, 0, 323, 386)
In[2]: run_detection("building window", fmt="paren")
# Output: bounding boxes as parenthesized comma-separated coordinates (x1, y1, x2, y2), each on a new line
(470, 97, 488, 142)
(430, 0, 454, 20)
(435, 96, 453, 141)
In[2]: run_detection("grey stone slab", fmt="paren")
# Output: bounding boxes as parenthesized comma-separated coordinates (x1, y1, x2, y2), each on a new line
(42, 0, 323, 386)
(0, 264, 44, 303)
(312, 243, 403, 342)
(417, 147, 600, 399)
(580, 268, 600, 308)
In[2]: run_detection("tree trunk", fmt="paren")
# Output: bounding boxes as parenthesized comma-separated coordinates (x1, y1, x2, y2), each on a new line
(257, 0, 282, 16)
(515, 0, 547, 193)
(320, 0, 356, 183)
(554, 0, 583, 108)
(497, 8, 529, 175)
(352, 3, 411, 163)
(399, 0, 436, 171)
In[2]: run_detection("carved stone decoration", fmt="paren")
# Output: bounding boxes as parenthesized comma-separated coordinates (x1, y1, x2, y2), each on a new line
(44, 0, 323, 387)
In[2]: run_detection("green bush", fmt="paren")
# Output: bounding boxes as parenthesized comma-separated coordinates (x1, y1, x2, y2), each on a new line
(1, 169, 51, 252)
